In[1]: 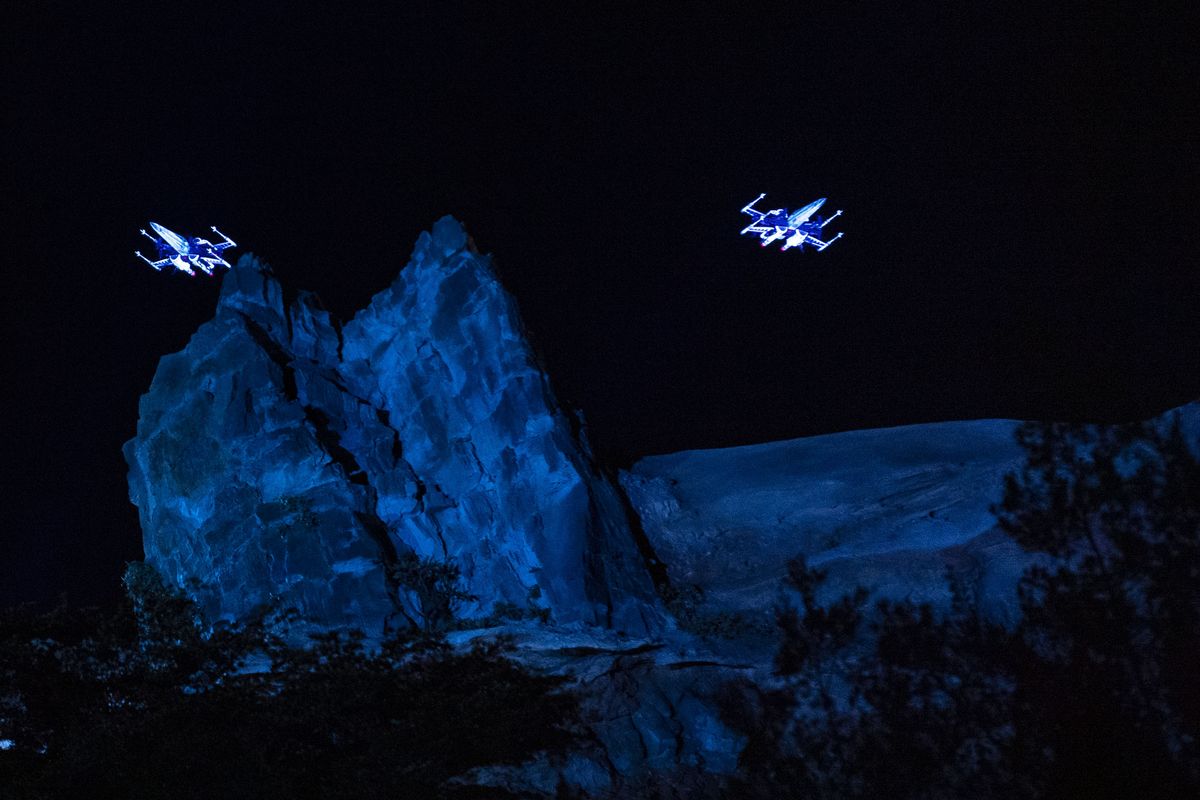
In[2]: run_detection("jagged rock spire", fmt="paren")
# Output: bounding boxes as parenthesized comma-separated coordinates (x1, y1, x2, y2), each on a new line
(125, 217, 662, 635)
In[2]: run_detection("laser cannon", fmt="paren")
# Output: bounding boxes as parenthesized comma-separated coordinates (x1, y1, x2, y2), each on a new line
(740, 193, 843, 252)
(135, 222, 236, 276)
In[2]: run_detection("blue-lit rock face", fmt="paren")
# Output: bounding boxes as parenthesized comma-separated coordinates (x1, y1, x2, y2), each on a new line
(622, 403, 1200, 628)
(124, 217, 661, 635)
(624, 418, 1030, 625)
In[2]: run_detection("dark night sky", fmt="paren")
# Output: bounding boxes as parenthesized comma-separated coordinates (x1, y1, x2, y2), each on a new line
(5, 4, 1198, 608)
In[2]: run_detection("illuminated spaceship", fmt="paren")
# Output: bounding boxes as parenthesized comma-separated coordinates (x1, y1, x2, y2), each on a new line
(740, 193, 843, 251)
(135, 222, 236, 276)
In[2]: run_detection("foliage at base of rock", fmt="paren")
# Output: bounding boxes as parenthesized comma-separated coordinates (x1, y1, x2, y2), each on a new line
(720, 414, 1200, 800)
(0, 567, 579, 799)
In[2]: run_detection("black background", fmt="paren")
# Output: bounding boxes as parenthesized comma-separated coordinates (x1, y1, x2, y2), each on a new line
(5, 3, 1198, 607)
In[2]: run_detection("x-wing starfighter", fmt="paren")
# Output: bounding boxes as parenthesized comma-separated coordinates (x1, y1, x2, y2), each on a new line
(135, 222, 236, 276)
(740, 194, 843, 251)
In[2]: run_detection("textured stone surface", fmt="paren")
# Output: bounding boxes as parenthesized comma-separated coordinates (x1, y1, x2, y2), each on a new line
(125, 217, 662, 635)
(623, 418, 1030, 625)
(622, 403, 1200, 626)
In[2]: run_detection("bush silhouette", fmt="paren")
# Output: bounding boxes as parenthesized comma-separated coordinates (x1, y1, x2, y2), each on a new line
(0, 565, 578, 799)
(723, 413, 1200, 799)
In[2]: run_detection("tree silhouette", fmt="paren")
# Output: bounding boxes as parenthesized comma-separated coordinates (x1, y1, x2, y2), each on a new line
(998, 415, 1200, 797)
(724, 412, 1200, 799)
(0, 565, 578, 799)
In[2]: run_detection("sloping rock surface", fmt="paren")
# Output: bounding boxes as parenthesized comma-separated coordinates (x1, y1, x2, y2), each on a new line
(124, 217, 661, 635)
(623, 403, 1200, 626)
(624, 418, 1029, 625)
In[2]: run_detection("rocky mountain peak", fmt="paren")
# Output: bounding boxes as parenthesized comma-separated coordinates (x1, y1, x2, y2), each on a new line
(125, 217, 663, 636)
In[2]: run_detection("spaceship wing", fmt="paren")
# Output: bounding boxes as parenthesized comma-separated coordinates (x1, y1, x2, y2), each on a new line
(209, 226, 236, 250)
(135, 251, 172, 270)
(807, 232, 844, 251)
